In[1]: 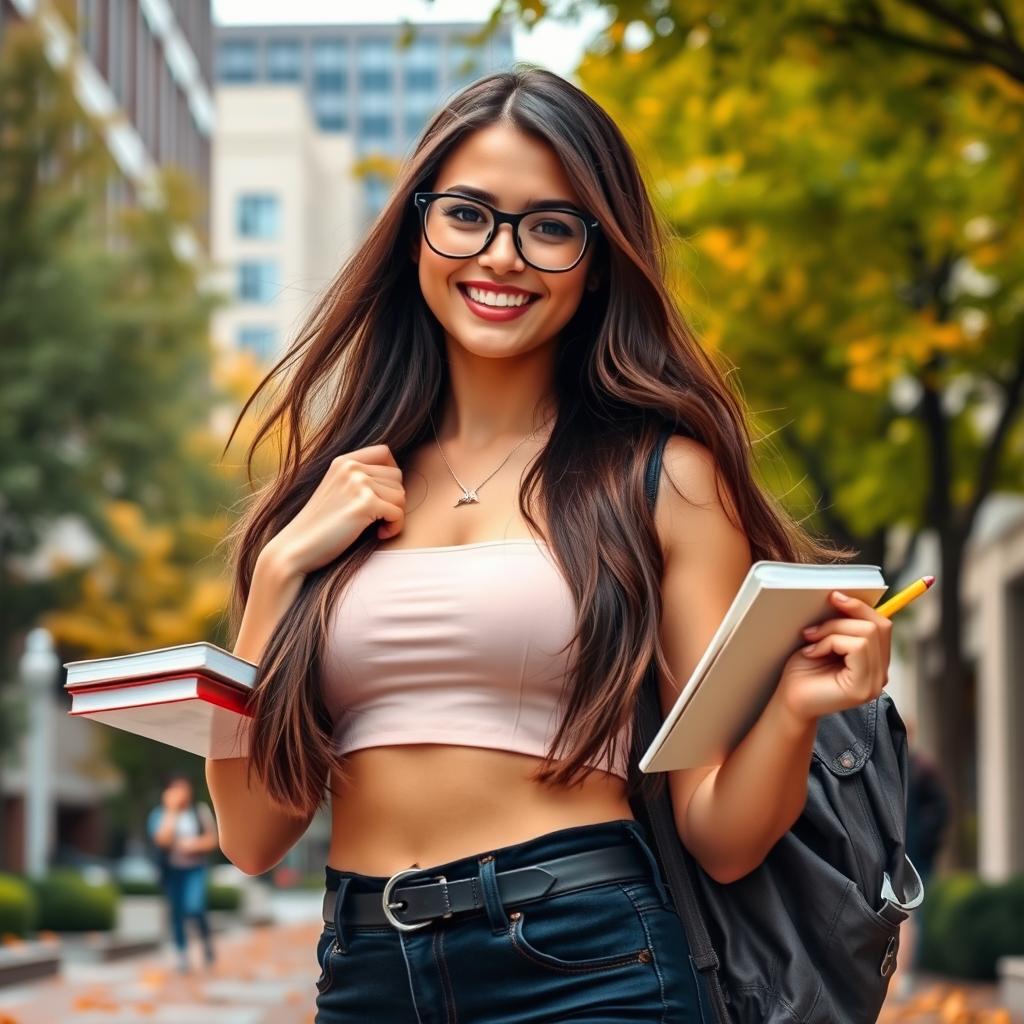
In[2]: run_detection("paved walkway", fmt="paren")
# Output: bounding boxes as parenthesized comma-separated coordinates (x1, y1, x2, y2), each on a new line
(0, 918, 1017, 1024)
(0, 919, 324, 1024)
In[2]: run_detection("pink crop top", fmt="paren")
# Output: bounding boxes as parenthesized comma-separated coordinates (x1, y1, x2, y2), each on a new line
(319, 538, 631, 780)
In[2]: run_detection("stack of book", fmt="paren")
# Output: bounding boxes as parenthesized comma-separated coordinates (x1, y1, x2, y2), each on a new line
(63, 642, 257, 759)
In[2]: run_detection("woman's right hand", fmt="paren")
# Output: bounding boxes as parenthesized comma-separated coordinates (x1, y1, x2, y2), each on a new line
(263, 444, 406, 578)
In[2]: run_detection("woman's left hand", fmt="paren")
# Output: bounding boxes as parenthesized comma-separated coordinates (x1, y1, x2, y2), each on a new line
(775, 590, 893, 724)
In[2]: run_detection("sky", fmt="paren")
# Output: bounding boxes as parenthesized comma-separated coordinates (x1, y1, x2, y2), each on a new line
(211, 0, 611, 80)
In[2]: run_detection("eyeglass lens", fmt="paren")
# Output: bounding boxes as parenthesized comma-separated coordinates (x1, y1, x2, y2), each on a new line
(423, 196, 587, 271)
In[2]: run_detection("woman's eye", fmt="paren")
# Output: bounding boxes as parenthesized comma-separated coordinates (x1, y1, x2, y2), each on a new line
(446, 205, 485, 224)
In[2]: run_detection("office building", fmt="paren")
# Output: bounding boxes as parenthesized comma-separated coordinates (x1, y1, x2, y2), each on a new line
(214, 21, 515, 224)
(212, 84, 359, 363)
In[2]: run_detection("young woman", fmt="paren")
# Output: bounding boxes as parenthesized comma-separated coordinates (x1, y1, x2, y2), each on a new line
(147, 772, 219, 973)
(207, 65, 893, 1023)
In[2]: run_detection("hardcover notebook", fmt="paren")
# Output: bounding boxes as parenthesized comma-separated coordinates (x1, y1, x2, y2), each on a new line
(639, 561, 889, 773)
(64, 642, 257, 759)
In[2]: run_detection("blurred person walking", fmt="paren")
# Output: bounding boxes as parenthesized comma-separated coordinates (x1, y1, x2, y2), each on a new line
(892, 717, 950, 997)
(148, 771, 220, 973)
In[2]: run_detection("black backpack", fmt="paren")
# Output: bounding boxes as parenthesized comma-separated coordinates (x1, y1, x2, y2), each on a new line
(628, 425, 924, 1024)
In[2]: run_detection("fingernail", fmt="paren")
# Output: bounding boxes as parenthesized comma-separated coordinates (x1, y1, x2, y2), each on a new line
(833, 591, 849, 601)
(803, 643, 816, 652)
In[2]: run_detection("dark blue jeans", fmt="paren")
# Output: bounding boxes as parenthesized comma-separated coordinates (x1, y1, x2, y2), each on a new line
(315, 818, 711, 1023)
(163, 863, 211, 954)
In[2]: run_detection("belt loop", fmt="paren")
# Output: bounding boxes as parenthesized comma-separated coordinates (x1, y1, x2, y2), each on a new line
(331, 877, 353, 954)
(621, 819, 672, 908)
(477, 854, 507, 935)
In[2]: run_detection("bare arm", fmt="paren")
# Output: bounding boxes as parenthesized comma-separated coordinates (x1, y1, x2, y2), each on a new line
(152, 808, 178, 848)
(205, 546, 321, 876)
(656, 437, 817, 884)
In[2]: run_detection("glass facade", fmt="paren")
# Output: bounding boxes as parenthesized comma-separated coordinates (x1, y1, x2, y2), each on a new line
(267, 39, 303, 82)
(216, 24, 514, 224)
(238, 325, 278, 360)
(237, 194, 280, 239)
(219, 39, 258, 82)
(238, 261, 279, 303)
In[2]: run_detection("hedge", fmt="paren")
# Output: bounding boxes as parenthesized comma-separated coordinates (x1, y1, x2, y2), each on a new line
(0, 873, 37, 937)
(918, 872, 1024, 979)
(206, 884, 241, 912)
(117, 878, 163, 896)
(31, 870, 118, 932)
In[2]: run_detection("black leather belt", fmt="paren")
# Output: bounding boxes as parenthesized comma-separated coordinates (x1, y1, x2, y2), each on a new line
(322, 843, 648, 931)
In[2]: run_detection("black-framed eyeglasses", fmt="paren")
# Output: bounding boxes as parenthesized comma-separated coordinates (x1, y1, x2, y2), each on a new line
(413, 191, 600, 273)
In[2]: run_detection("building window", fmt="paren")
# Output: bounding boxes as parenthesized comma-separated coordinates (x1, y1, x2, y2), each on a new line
(238, 325, 278, 360)
(238, 261, 278, 303)
(402, 34, 440, 66)
(313, 92, 348, 132)
(314, 69, 347, 92)
(218, 39, 258, 82)
(313, 39, 347, 72)
(403, 67, 437, 92)
(318, 113, 348, 132)
(267, 39, 302, 82)
(359, 114, 392, 139)
(358, 35, 394, 70)
(237, 194, 280, 239)
(404, 112, 426, 141)
(359, 68, 392, 91)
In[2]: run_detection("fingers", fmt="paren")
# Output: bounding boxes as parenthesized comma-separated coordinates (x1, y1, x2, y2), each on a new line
(828, 590, 894, 633)
(802, 633, 887, 697)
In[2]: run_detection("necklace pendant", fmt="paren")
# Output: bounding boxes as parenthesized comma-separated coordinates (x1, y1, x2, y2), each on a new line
(454, 489, 480, 507)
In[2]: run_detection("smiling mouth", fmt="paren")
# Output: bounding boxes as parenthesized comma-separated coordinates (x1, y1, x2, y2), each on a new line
(456, 283, 542, 308)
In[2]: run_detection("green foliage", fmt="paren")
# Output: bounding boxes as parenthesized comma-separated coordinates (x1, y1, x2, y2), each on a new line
(206, 883, 242, 912)
(0, 20, 233, 673)
(31, 869, 118, 932)
(0, 22, 239, 856)
(489, 1, 1024, 571)
(0, 873, 38, 936)
(918, 872, 1024, 978)
(116, 878, 163, 896)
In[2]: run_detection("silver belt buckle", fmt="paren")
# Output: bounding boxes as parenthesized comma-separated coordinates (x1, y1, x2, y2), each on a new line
(382, 868, 451, 932)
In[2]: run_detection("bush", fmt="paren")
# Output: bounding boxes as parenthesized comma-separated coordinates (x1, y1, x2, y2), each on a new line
(919, 872, 1024, 978)
(206, 883, 241, 912)
(32, 870, 118, 932)
(117, 878, 162, 896)
(0, 873, 37, 937)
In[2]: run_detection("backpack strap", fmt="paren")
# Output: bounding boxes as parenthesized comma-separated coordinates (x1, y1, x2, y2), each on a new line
(639, 423, 732, 1023)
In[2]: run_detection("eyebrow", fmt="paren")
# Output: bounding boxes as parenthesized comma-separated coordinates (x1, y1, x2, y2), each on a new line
(441, 183, 584, 213)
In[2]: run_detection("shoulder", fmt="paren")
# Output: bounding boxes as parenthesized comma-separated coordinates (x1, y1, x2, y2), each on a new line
(654, 433, 747, 564)
(146, 806, 162, 832)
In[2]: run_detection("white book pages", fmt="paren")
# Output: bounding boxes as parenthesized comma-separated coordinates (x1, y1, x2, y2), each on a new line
(64, 641, 257, 690)
(639, 560, 888, 772)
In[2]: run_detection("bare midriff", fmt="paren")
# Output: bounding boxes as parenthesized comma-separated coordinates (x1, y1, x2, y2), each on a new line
(324, 435, 640, 876)
(326, 745, 635, 876)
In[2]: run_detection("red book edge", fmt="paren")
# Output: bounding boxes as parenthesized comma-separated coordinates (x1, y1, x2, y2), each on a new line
(67, 671, 253, 718)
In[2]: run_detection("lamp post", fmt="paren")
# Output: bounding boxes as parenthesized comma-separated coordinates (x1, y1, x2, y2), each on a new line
(19, 627, 58, 880)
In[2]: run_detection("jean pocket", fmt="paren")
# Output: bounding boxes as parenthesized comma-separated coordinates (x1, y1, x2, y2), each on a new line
(503, 880, 654, 974)
(315, 924, 341, 995)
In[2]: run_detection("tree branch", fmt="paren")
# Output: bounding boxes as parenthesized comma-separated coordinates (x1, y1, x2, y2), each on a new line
(777, 422, 860, 549)
(800, 14, 1024, 83)
(986, 0, 1022, 52)
(902, 0, 1020, 61)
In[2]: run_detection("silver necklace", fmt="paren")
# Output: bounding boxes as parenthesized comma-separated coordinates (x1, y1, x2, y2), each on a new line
(430, 410, 554, 508)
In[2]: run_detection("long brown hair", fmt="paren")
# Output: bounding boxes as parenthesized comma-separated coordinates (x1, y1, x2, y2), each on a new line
(218, 64, 856, 816)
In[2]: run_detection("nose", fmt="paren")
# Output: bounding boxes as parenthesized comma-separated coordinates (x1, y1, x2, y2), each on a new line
(477, 223, 525, 273)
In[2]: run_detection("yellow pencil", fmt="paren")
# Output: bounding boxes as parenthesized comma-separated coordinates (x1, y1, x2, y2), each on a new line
(873, 575, 936, 618)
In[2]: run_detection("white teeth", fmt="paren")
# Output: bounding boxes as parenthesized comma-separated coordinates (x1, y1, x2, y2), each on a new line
(466, 286, 532, 308)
